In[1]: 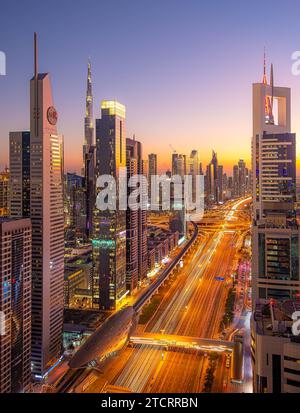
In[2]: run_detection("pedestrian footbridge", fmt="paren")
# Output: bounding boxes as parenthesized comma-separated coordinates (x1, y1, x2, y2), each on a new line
(129, 333, 243, 382)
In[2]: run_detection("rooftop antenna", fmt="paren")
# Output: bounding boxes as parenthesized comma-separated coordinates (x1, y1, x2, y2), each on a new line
(263, 47, 268, 85)
(34, 32, 38, 79)
(34, 32, 39, 137)
(270, 63, 274, 103)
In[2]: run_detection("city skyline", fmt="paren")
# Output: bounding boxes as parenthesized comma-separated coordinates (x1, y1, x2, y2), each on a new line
(1, 0, 300, 399)
(2, 0, 300, 174)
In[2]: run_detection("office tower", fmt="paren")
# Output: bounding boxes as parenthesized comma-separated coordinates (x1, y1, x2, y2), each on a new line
(205, 162, 214, 202)
(199, 162, 203, 176)
(148, 153, 157, 177)
(232, 164, 239, 197)
(82, 61, 95, 239)
(238, 159, 246, 196)
(0, 218, 32, 393)
(187, 150, 199, 203)
(251, 57, 300, 393)
(172, 153, 186, 177)
(0, 168, 9, 217)
(217, 165, 223, 202)
(30, 34, 64, 377)
(126, 142, 138, 292)
(251, 58, 299, 301)
(9, 132, 30, 217)
(83, 60, 94, 171)
(64, 173, 86, 241)
(125, 138, 147, 292)
(148, 153, 157, 205)
(211, 150, 219, 202)
(93, 100, 127, 310)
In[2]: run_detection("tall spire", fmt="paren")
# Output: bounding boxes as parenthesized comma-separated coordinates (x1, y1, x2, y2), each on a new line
(270, 63, 274, 110)
(34, 32, 39, 137)
(263, 47, 268, 85)
(34, 32, 38, 79)
(84, 59, 94, 148)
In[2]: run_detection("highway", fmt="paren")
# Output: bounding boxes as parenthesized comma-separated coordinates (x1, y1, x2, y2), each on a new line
(85, 197, 251, 393)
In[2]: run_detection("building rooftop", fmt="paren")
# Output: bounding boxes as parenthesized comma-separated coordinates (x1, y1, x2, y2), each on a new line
(253, 298, 300, 339)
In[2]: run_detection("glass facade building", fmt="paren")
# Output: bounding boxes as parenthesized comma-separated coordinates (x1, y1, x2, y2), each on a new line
(93, 100, 127, 310)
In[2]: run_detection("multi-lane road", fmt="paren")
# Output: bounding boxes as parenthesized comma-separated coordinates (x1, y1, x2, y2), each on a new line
(83, 197, 251, 393)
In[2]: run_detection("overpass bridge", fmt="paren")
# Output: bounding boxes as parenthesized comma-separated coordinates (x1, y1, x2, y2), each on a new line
(129, 332, 243, 382)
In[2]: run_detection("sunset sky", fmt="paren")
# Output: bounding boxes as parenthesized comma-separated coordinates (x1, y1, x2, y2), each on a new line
(1, 0, 300, 174)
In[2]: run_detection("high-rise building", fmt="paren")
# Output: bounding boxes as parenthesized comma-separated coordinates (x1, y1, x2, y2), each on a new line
(211, 150, 219, 202)
(187, 150, 199, 203)
(9, 132, 30, 218)
(126, 137, 148, 292)
(30, 34, 64, 377)
(217, 165, 223, 202)
(172, 153, 186, 177)
(148, 153, 157, 205)
(0, 168, 9, 217)
(93, 100, 127, 310)
(238, 159, 246, 196)
(82, 61, 95, 239)
(64, 173, 86, 241)
(0, 218, 32, 393)
(251, 56, 300, 394)
(205, 150, 219, 203)
(83, 60, 94, 171)
(232, 164, 239, 197)
(251, 59, 299, 301)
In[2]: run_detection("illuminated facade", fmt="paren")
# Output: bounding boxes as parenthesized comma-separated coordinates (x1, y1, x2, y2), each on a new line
(0, 169, 9, 217)
(126, 137, 148, 292)
(251, 60, 299, 301)
(93, 100, 127, 310)
(0, 218, 32, 393)
(30, 34, 65, 377)
(9, 132, 30, 218)
(251, 58, 300, 394)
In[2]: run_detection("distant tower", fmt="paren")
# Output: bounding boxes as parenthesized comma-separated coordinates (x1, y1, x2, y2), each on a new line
(30, 33, 64, 377)
(83, 60, 94, 169)
(83, 61, 95, 239)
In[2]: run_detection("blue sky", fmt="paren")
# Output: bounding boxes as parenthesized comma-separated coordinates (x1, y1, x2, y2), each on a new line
(1, 0, 300, 172)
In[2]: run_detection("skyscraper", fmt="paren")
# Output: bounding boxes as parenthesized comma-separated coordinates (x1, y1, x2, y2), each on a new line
(211, 150, 219, 203)
(217, 165, 223, 202)
(93, 100, 127, 310)
(83, 61, 95, 239)
(0, 218, 32, 393)
(0, 168, 9, 217)
(238, 159, 246, 197)
(187, 150, 199, 203)
(232, 164, 239, 197)
(30, 34, 64, 377)
(172, 153, 186, 177)
(126, 137, 148, 291)
(83, 60, 94, 170)
(9, 131, 30, 217)
(148, 153, 157, 205)
(251, 59, 299, 301)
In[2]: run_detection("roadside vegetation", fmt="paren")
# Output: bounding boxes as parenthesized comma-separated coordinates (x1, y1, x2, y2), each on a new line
(202, 353, 219, 392)
(220, 287, 236, 329)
